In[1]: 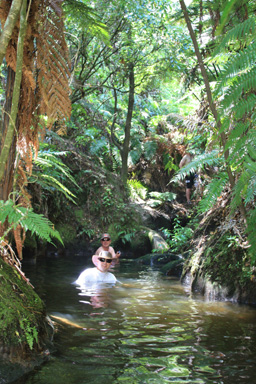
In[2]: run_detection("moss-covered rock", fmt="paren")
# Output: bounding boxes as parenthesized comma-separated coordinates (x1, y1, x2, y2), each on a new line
(180, 203, 256, 304)
(160, 258, 184, 277)
(0, 259, 53, 363)
(136, 252, 181, 266)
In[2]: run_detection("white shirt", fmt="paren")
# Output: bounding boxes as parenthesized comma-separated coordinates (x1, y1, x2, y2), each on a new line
(75, 267, 117, 286)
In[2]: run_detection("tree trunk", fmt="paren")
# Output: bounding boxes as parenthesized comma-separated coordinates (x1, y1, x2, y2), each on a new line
(0, 0, 23, 67)
(0, 0, 27, 186)
(179, 0, 247, 220)
(0, 67, 16, 201)
(121, 62, 134, 184)
(179, 0, 235, 188)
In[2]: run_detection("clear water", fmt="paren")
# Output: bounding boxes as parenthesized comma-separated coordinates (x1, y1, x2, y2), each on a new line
(16, 255, 256, 384)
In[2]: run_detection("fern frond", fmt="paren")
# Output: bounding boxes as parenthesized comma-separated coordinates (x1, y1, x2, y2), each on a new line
(222, 67, 256, 110)
(214, 17, 256, 55)
(230, 154, 256, 212)
(40, 175, 77, 203)
(230, 171, 250, 212)
(228, 121, 250, 141)
(198, 173, 229, 214)
(216, 41, 256, 95)
(227, 136, 247, 168)
(245, 176, 256, 205)
(143, 140, 158, 161)
(63, 0, 109, 39)
(0, 200, 63, 245)
(224, 122, 255, 170)
(31, 149, 80, 203)
(20, 209, 63, 245)
(36, 0, 72, 128)
(34, 151, 78, 186)
(247, 143, 256, 162)
(171, 150, 223, 183)
(234, 94, 256, 119)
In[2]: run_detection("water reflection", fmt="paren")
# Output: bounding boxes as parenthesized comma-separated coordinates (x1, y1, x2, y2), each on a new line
(77, 285, 114, 308)
(14, 257, 256, 384)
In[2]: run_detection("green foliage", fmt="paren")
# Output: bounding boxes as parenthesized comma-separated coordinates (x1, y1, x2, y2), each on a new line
(63, 0, 110, 43)
(143, 140, 158, 161)
(171, 150, 223, 183)
(128, 179, 148, 200)
(198, 172, 228, 214)
(211, 10, 256, 257)
(214, 17, 255, 53)
(112, 228, 137, 245)
(0, 199, 63, 246)
(163, 154, 179, 173)
(31, 147, 79, 203)
(161, 218, 193, 253)
(215, 0, 246, 36)
(148, 191, 176, 208)
(19, 318, 38, 350)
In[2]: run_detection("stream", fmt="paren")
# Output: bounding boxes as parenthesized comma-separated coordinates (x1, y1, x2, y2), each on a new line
(13, 254, 256, 384)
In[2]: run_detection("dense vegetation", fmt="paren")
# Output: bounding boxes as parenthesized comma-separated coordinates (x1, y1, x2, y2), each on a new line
(0, 0, 256, 358)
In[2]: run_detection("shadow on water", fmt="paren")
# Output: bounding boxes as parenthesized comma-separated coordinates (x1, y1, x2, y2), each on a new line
(11, 256, 256, 384)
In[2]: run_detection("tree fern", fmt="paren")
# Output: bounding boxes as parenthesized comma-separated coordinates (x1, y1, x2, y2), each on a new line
(197, 172, 229, 214)
(0, 200, 63, 246)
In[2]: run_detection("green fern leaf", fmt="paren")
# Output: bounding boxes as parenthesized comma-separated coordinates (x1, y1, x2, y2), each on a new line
(171, 150, 223, 183)
(0, 200, 63, 245)
(228, 121, 250, 141)
(40, 175, 77, 203)
(216, 41, 256, 95)
(198, 172, 228, 214)
(143, 140, 158, 161)
(214, 17, 256, 55)
(222, 68, 256, 110)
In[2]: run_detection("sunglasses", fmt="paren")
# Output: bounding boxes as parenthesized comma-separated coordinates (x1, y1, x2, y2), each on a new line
(98, 257, 112, 263)
(101, 238, 110, 241)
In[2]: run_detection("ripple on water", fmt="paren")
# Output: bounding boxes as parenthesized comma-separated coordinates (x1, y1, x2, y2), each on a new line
(15, 259, 256, 384)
